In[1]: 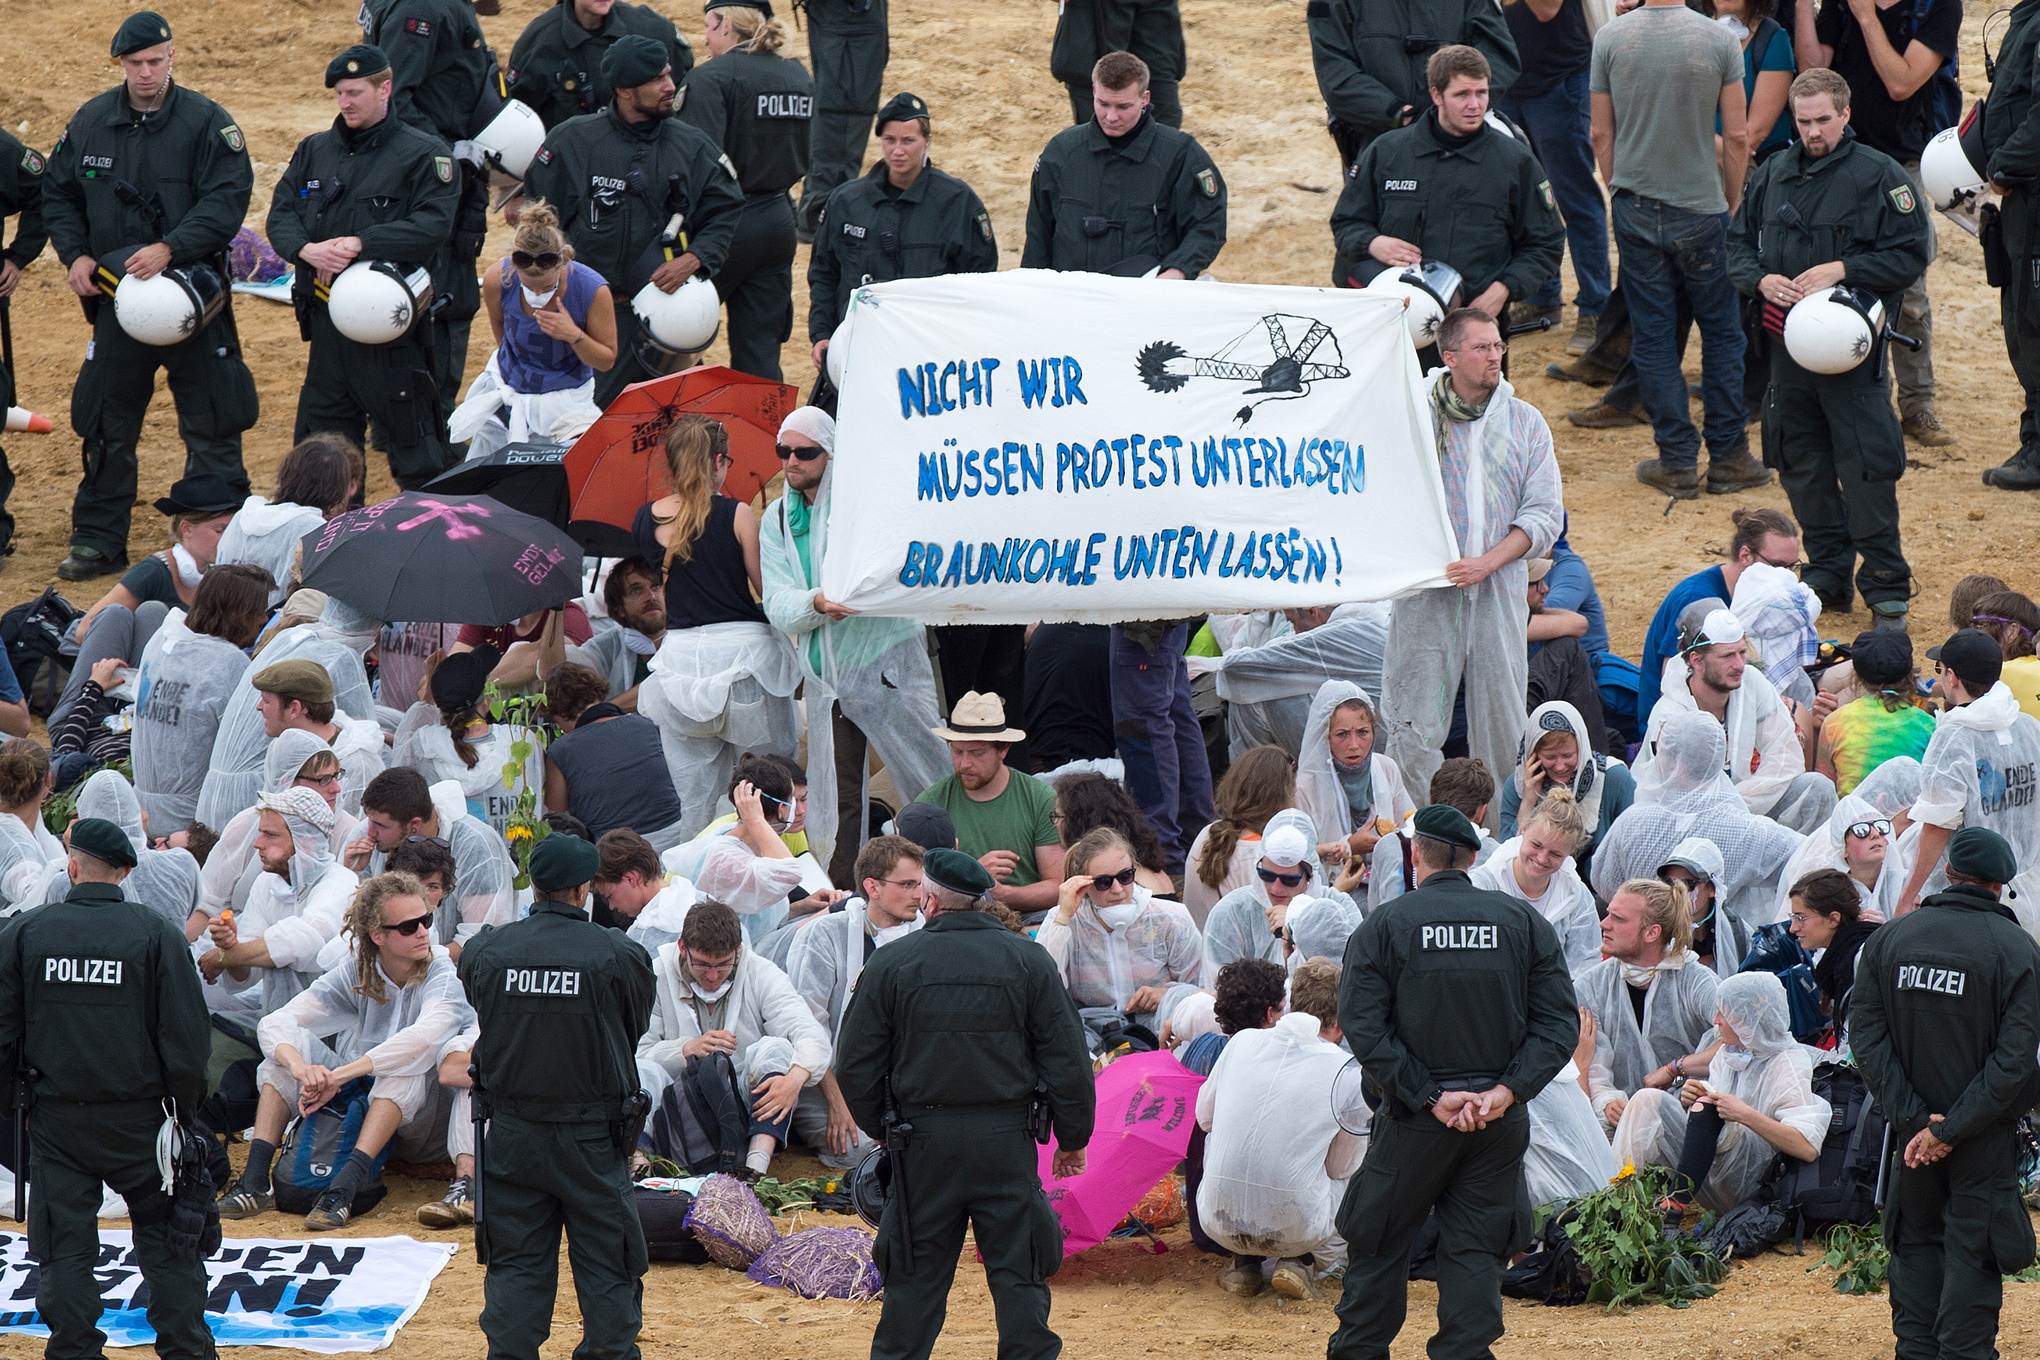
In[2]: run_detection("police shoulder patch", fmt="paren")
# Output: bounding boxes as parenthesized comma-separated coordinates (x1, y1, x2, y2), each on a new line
(220, 124, 245, 154)
(718, 152, 738, 180)
(1196, 166, 1217, 199)
(535, 146, 553, 165)
(405, 16, 432, 35)
(1890, 183, 1916, 213)
(434, 154, 454, 183)
(19, 147, 43, 176)
(976, 210, 993, 241)
(1537, 178, 1554, 210)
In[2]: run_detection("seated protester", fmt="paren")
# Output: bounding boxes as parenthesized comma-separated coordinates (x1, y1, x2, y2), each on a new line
(664, 757, 813, 945)
(542, 662, 684, 848)
(637, 899, 831, 1177)
(421, 1023, 481, 1228)
(129, 564, 274, 835)
(1965, 590, 2040, 722)
(919, 692, 1065, 916)
(1773, 795, 1911, 925)
(1361, 757, 1498, 907)
(1197, 957, 1368, 1301)
(1637, 607, 1836, 834)
(892, 800, 958, 852)
(66, 473, 244, 666)
(1787, 868, 1879, 1048)
(200, 789, 356, 1013)
(693, 751, 815, 859)
(1544, 520, 1610, 661)
(1613, 971, 1827, 1216)
(199, 737, 356, 929)
(0, 744, 64, 915)
(398, 647, 545, 838)
(1635, 508, 1802, 721)
(784, 835, 930, 1170)
(1294, 680, 1413, 909)
(1576, 879, 1721, 1129)
(591, 828, 698, 955)
(344, 768, 517, 942)
(1497, 699, 1635, 877)
(220, 873, 473, 1228)
(1470, 788, 1599, 970)
(49, 658, 128, 770)
(567, 556, 666, 708)
(1184, 746, 1298, 929)
(1178, 958, 1286, 1257)
(1525, 1004, 1621, 1209)
(1657, 839, 1737, 974)
(1728, 563, 1824, 710)
(1204, 811, 1360, 982)
(1199, 603, 1389, 761)
(1812, 629, 1935, 796)
(1035, 828, 1202, 1030)
(1054, 772, 1179, 900)
(215, 433, 359, 607)
(1524, 561, 1613, 757)
(1015, 622, 1116, 773)
(386, 836, 459, 946)
(61, 770, 201, 929)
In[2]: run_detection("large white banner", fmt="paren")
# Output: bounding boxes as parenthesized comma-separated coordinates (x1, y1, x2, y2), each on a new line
(819, 270, 1456, 625)
(0, 1230, 455, 1353)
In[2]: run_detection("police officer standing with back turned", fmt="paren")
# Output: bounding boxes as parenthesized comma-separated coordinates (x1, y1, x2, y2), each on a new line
(1850, 826, 2040, 1360)
(42, 11, 257, 584)
(1727, 68, 1926, 628)
(0, 124, 46, 567)
(678, 0, 813, 380)
(510, 0, 694, 132)
(267, 45, 459, 490)
(0, 818, 213, 1360)
(835, 848, 1094, 1360)
(1330, 804, 1577, 1360)
(796, 0, 890, 240)
(1050, 0, 1187, 128)
(458, 834, 655, 1360)
(523, 35, 743, 406)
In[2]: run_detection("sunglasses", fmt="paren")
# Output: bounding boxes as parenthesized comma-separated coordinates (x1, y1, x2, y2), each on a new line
(405, 834, 451, 849)
(1846, 819, 1893, 840)
(511, 250, 562, 272)
(776, 442, 825, 462)
(1089, 867, 1137, 893)
(1257, 865, 1307, 888)
(381, 913, 434, 937)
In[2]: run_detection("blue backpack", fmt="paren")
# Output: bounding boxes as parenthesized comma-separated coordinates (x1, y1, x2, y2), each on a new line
(272, 1078, 393, 1215)
(1592, 652, 1644, 747)
(1739, 922, 1829, 1044)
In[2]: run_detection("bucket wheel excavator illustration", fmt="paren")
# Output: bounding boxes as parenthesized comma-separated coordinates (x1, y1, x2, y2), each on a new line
(1136, 313, 1351, 424)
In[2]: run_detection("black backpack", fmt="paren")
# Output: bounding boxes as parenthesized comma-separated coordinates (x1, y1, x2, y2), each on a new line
(646, 1051, 750, 1175)
(1, 589, 79, 716)
(1501, 1205, 1592, 1306)
(1759, 1062, 1889, 1247)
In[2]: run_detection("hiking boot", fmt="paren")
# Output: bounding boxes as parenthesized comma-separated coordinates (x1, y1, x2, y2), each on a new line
(417, 1177, 473, 1228)
(1544, 356, 1617, 386)
(1635, 459, 1700, 499)
(1219, 1263, 1264, 1297)
(1509, 301, 1562, 331)
(1568, 399, 1648, 429)
(1705, 447, 1773, 494)
(304, 1189, 353, 1231)
(1271, 1258, 1320, 1300)
(216, 1185, 272, 1219)
(56, 546, 126, 582)
(1901, 410, 1957, 447)
(1984, 448, 2040, 490)
(1813, 584, 1855, 616)
(1567, 312, 1599, 356)
(1871, 601, 1910, 633)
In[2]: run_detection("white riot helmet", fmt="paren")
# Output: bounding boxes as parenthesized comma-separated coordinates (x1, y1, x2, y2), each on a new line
(1364, 260, 1464, 348)
(1921, 117, 1991, 236)
(326, 260, 434, 345)
(113, 263, 227, 346)
(472, 99, 545, 185)
(632, 276, 720, 370)
(1783, 286, 1884, 375)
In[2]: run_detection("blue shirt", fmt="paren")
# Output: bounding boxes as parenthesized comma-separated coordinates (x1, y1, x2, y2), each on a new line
(1534, 545, 1610, 659)
(1637, 565, 1729, 719)
(0, 645, 23, 705)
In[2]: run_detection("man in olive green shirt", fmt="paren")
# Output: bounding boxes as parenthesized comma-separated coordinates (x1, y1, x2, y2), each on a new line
(915, 692, 1064, 916)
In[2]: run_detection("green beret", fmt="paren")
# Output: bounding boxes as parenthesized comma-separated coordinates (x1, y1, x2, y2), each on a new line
(876, 91, 930, 131)
(1412, 804, 1482, 852)
(70, 817, 138, 869)
(924, 846, 993, 896)
(252, 658, 335, 708)
(529, 834, 600, 893)
(325, 44, 392, 87)
(112, 11, 173, 57)
(601, 35, 670, 91)
(1947, 826, 2018, 886)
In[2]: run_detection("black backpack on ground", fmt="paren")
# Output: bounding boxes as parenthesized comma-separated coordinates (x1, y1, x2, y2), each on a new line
(1501, 1205, 1592, 1306)
(635, 1186, 712, 1263)
(2, 589, 79, 716)
(1758, 1062, 1889, 1247)
(646, 1051, 750, 1176)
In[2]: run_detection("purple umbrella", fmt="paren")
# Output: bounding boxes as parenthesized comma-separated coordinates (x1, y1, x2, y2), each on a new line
(299, 492, 584, 626)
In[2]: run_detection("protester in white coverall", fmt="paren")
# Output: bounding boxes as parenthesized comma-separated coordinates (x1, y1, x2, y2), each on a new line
(201, 787, 358, 1016)
(1293, 680, 1416, 912)
(1202, 812, 1361, 982)
(1573, 877, 1721, 1129)
(67, 770, 202, 929)
(1470, 788, 1599, 970)
(1381, 309, 1564, 822)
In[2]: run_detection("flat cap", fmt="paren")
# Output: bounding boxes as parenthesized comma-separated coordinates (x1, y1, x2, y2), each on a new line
(601, 34, 670, 90)
(530, 834, 601, 892)
(112, 11, 173, 57)
(924, 846, 994, 896)
(252, 658, 334, 707)
(1412, 803, 1481, 852)
(326, 44, 392, 87)
(876, 91, 930, 130)
(1947, 826, 2018, 886)
(70, 817, 137, 869)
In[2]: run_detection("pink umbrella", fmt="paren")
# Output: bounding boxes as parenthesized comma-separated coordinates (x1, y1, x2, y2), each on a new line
(1036, 1051, 1205, 1257)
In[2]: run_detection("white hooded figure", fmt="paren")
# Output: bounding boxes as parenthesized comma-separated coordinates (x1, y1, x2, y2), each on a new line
(1773, 794, 1914, 924)
(65, 771, 201, 930)
(1034, 840, 1204, 1018)
(216, 787, 359, 1016)
(1906, 677, 2040, 912)
(200, 730, 359, 923)
(1198, 603, 1390, 760)
(1611, 972, 1830, 1213)
(1472, 830, 1600, 970)
(1653, 837, 1747, 976)
(1572, 875, 1721, 1127)
(1524, 1063, 1621, 1207)
(1202, 812, 1360, 984)
(1729, 563, 1824, 709)
(130, 605, 256, 834)
(215, 494, 327, 608)
(1295, 680, 1417, 912)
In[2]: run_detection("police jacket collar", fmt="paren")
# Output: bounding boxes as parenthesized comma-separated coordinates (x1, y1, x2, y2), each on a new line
(63, 881, 126, 904)
(1081, 111, 1159, 163)
(1920, 882, 2017, 922)
(1416, 868, 1475, 887)
(560, 3, 614, 49)
(332, 112, 400, 153)
(1414, 110, 1491, 163)
(104, 80, 184, 129)
(605, 105, 667, 141)
(924, 910, 1006, 933)
(1787, 131, 1860, 178)
(864, 158, 934, 205)
(531, 896, 591, 920)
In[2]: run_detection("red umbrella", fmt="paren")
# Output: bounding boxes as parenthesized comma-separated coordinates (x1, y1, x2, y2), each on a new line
(563, 366, 799, 540)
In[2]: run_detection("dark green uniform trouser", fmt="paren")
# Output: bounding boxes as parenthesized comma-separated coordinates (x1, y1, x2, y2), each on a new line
(294, 306, 448, 490)
(435, 312, 475, 450)
(799, 0, 889, 232)
(70, 306, 255, 557)
(871, 1107, 1064, 1360)
(1329, 1106, 1530, 1360)
(1885, 1125, 2035, 1360)
(1064, 80, 1181, 129)
(29, 1100, 213, 1360)
(479, 1113, 645, 1360)
(596, 309, 658, 411)
(717, 193, 797, 382)
(1998, 190, 2040, 460)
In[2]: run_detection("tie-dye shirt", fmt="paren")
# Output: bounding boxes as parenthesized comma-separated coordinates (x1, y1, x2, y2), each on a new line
(1818, 696, 1937, 796)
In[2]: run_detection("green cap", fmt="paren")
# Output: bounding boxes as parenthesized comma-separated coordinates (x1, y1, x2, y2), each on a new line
(529, 834, 600, 892)
(1947, 826, 2018, 886)
(1412, 804, 1481, 852)
(252, 658, 335, 708)
(924, 846, 993, 896)
(601, 35, 670, 90)
(70, 817, 138, 869)
(875, 91, 930, 131)
(326, 44, 392, 87)
(112, 11, 173, 57)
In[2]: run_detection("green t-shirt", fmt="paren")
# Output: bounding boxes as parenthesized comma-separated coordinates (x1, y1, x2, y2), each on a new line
(919, 768, 1060, 887)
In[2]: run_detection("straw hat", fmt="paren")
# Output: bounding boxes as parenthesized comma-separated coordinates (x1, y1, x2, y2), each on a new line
(930, 691, 1027, 743)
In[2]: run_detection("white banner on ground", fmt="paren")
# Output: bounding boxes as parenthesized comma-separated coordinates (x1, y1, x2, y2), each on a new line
(0, 1230, 455, 1353)
(818, 269, 1455, 625)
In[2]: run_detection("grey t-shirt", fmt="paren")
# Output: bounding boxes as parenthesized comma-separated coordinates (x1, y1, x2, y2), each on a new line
(1590, 4, 1743, 215)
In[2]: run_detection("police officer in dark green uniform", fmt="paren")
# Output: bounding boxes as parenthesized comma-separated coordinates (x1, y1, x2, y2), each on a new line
(458, 834, 655, 1360)
(1728, 69, 1927, 625)
(508, 0, 694, 132)
(1851, 827, 2040, 1360)
(679, 0, 813, 380)
(1330, 805, 1577, 1360)
(0, 818, 213, 1360)
(42, 12, 257, 583)
(523, 34, 743, 406)
(796, 0, 889, 239)
(267, 45, 459, 489)
(1331, 45, 1562, 315)
(1981, 0, 2040, 490)
(1022, 51, 1225, 278)
(0, 127, 46, 564)
(1050, 0, 1186, 129)
(836, 848, 1094, 1360)
(1308, 0, 1518, 170)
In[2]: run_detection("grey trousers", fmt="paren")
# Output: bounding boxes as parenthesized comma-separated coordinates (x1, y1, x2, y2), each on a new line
(1382, 584, 1527, 827)
(52, 599, 169, 732)
(1896, 159, 1937, 418)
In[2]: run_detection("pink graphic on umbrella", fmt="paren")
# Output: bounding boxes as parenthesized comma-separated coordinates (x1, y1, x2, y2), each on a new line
(395, 499, 493, 540)
(1034, 1051, 1204, 1257)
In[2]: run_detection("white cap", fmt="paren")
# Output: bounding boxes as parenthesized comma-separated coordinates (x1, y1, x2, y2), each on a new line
(1262, 825, 1311, 868)
(1695, 607, 1745, 650)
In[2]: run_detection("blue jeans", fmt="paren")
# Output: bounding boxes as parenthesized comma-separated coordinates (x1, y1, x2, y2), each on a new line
(1611, 193, 1747, 468)
(1109, 623, 1215, 873)
(1498, 69, 1610, 315)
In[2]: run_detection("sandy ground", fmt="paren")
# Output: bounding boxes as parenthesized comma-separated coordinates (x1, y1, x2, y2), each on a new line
(1, 0, 2038, 1353)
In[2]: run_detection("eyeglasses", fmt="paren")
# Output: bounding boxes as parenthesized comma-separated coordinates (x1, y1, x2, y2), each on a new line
(1757, 552, 1809, 572)
(1448, 341, 1508, 357)
(1089, 867, 1137, 892)
(776, 442, 826, 462)
(297, 772, 342, 789)
(876, 877, 924, 891)
(1846, 819, 1893, 840)
(714, 452, 733, 467)
(1256, 866, 1307, 888)
(405, 834, 451, 849)
(381, 913, 434, 937)
(511, 250, 562, 272)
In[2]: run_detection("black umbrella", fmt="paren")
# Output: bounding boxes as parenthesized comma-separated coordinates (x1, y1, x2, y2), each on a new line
(425, 443, 638, 558)
(299, 492, 585, 626)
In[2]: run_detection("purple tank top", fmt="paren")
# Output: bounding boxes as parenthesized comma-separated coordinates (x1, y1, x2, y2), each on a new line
(498, 259, 602, 395)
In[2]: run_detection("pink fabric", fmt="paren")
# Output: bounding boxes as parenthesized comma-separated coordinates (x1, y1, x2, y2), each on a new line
(1034, 1051, 1205, 1256)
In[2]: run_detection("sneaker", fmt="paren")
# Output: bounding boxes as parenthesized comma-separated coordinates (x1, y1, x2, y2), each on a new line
(56, 547, 127, 582)
(304, 1189, 352, 1231)
(1568, 400, 1649, 429)
(1219, 1264, 1264, 1297)
(216, 1185, 272, 1219)
(1544, 356, 1617, 387)
(1705, 447, 1772, 494)
(1983, 448, 2040, 491)
(1901, 411, 1957, 447)
(417, 1177, 473, 1228)
(1635, 459, 1700, 499)
(1566, 312, 1599, 356)
(1271, 1258, 1320, 1300)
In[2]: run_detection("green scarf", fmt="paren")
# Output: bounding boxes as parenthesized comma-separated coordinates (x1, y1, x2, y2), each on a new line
(783, 491, 822, 672)
(1431, 370, 1490, 460)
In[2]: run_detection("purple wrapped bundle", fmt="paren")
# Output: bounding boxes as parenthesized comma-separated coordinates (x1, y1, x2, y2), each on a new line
(682, 1174, 777, 1269)
(745, 1227, 883, 1300)
(228, 227, 289, 283)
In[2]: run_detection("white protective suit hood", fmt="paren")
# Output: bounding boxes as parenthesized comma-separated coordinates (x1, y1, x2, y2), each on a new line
(1520, 699, 1608, 837)
(1201, 604, 1389, 758)
(216, 495, 327, 607)
(1730, 563, 1822, 706)
(72, 770, 200, 928)
(1202, 808, 1361, 983)
(255, 786, 340, 895)
(1297, 680, 1406, 842)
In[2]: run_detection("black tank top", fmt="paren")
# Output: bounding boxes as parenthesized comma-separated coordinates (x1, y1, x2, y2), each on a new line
(632, 496, 766, 629)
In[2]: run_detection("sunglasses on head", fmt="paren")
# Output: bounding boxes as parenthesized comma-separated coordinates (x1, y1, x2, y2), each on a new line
(1089, 867, 1137, 892)
(405, 834, 451, 849)
(511, 250, 562, 272)
(776, 442, 825, 462)
(1847, 818, 1893, 840)
(381, 912, 434, 937)
(1257, 865, 1307, 888)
